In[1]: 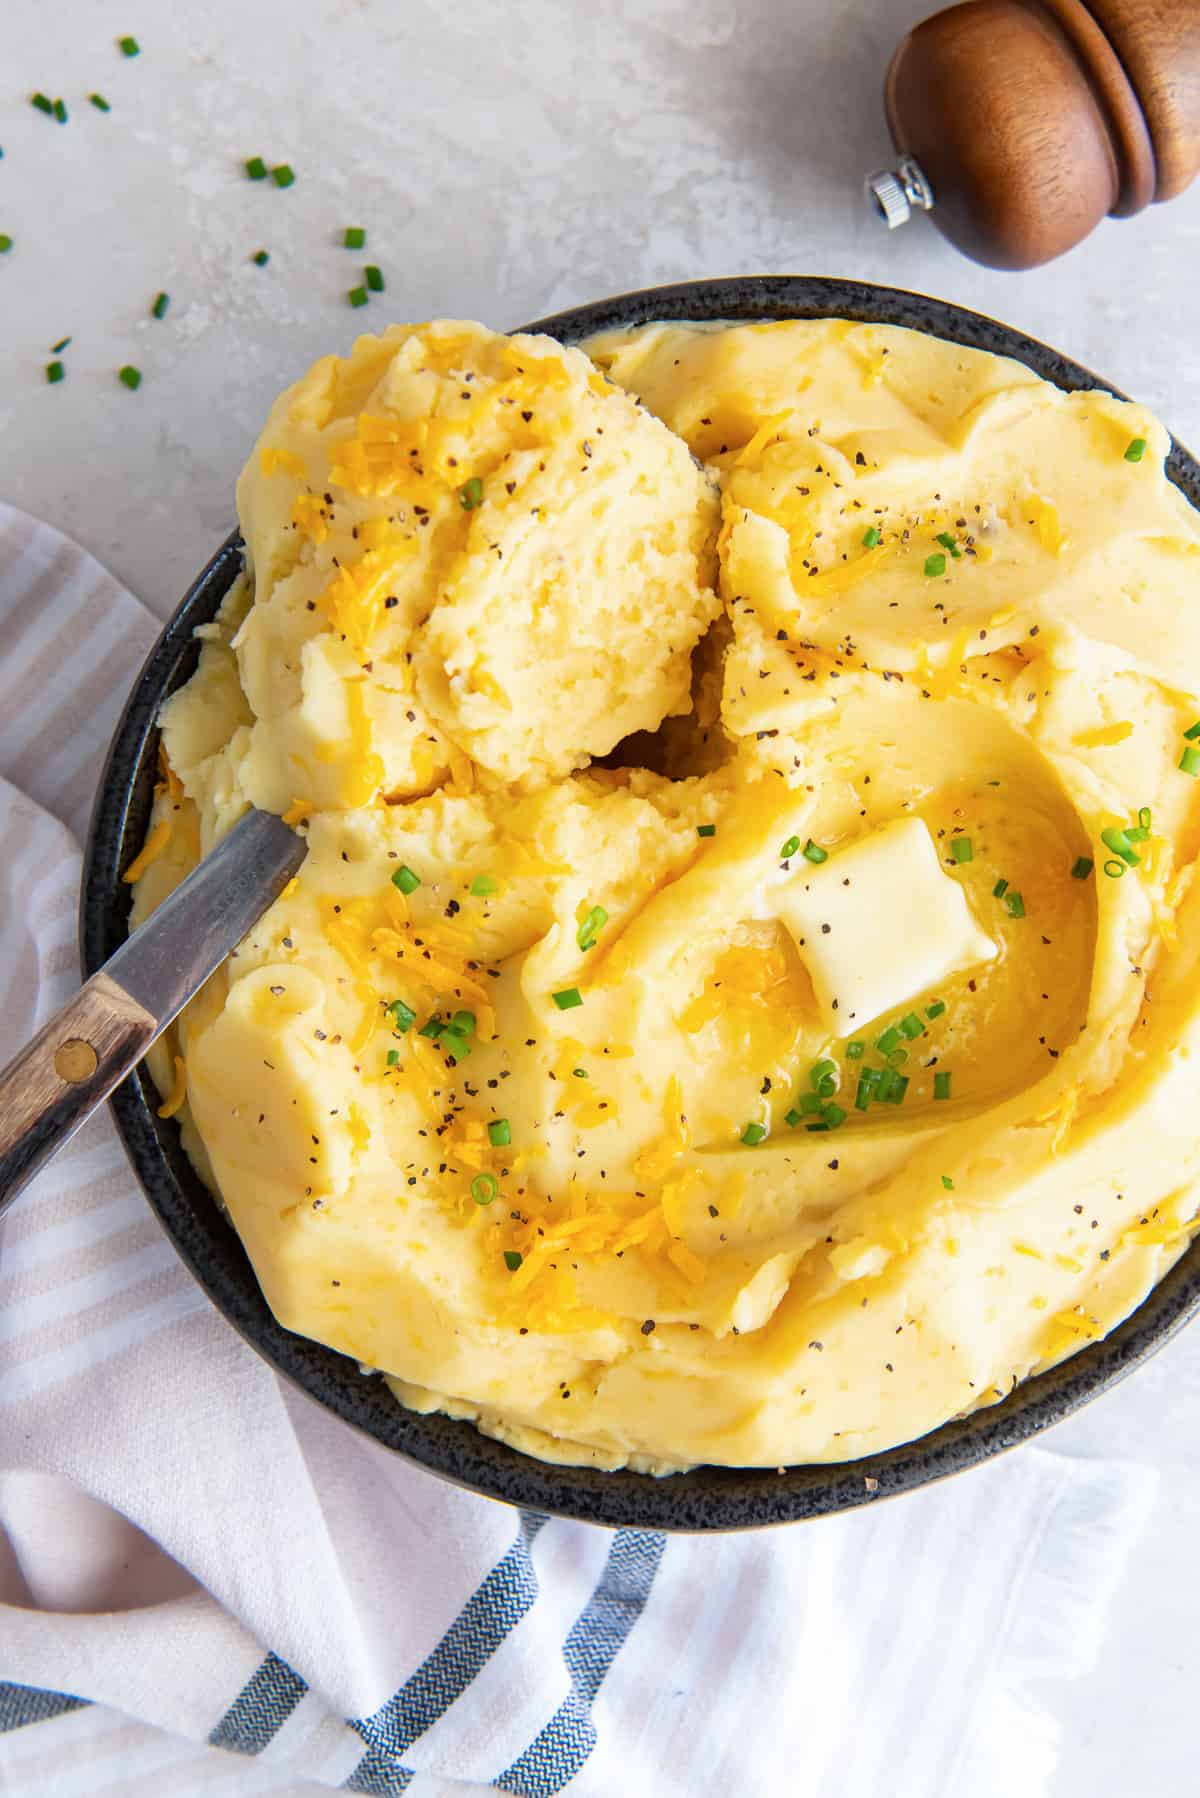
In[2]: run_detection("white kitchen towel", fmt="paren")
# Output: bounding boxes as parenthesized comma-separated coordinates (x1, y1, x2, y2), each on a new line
(0, 501, 1158, 1798)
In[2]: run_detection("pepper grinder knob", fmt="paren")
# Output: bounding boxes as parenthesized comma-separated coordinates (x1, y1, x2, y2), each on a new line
(867, 0, 1200, 270)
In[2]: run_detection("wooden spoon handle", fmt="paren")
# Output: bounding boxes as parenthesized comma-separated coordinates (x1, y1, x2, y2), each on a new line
(0, 972, 155, 1218)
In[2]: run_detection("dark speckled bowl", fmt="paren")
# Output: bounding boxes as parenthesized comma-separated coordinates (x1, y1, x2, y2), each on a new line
(81, 276, 1200, 1530)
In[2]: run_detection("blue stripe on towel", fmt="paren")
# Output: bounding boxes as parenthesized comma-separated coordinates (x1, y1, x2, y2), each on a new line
(345, 1510, 547, 1791)
(494, 1527, 666, 1798)
(207, 1650, 308, 1754)
(0, 1683, 89, 1733)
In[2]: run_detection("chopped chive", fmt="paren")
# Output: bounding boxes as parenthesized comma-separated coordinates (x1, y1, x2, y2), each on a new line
(252, 249, 270, 265)
(1124, 437, 1147, 463)
(53, 99, 68, 124)
(936, 531, 962, 558)
(392, 864, 420, 894)
(344, 226, 366, 249)
(443, 1028, 472, 1062)
(118, 35, 140, 56)
(924, 552, 947, 578)
(741, 1122, 767, 1146)
(941, 1174, 955, 1191)
(1138, 806, 1152, 831)
(89, 93, 111, 111)
(1126, 825, 1149, 844)
(50, 336, 71, 353)
(1004, 890, 1026, 918)
(387, 998, 416, 1030)
(796, 1092, 825, 1115)
(577, 904, 608, 950)
(118, 364, 141, 389)
(876, 1026, 902, 1056)
(272, 163, 295, 188)
(348, 286, 368, 308)
(696, 823, 716, 838)
(552, 987, 583, 1011)
(450, 1009, 476, 1036)
(934, 1071, 952, 1101)
(471, 1173, 499, 1206)
(1071, 857, 1093, 880)
(885, 1074, 909, 1105)
(950, 837, 973, 864)
(784, 1108, 804, 1128)
(845, 1040, 865, 1059)
(821, 1102, 847, 1128)
(245, 156, 268, 180)
(992, 877, 1008, 897)
(365, 264, 384, 292)
(0, 236, 12, 253)
(458, 476, 484, 510)
(31, 94, 53, 115)
(802, 838, 828, 864)
(471, 875, 498, 897)
(875, 1066, 898, 1103)
(810, 1057, 838, 1091)
(386, 1048, 400, 1067)
(45, 360, 64, 384)
(887, 1048, 908, 1067)
(925, 1000, 946, 1020)
(1101, 826, 1139, 865)
(572, 1066, 588, 1078)
(855, 1074, 873, 1111)
(1103, 858, 1126, 879)
(488, 1118, 511, 1147)
(419, 1015, 444, 1039)
(1180, 746, 1200, 777)
(151, 291, 170, 320)
(1185, 721, 1200, 741)
(504, 1249, 523, 1271)
(862, 525, 881, 548)
(780, 834, 801, 860)
(899, 1012, 924, 1040)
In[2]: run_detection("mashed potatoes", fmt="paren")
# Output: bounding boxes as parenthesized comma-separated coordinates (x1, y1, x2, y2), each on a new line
(132, 315, 1200, 1472)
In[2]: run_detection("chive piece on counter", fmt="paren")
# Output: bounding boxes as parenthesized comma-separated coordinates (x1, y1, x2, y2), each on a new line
(992, 877, 1008, 898)
(471, 875, 498, 897)
(348, 285, 368, 308)
(151, 291, 170, 319)
(471, 1173, 499, 1206)
(118, 35, 140, 55)
(876, 1026, 902, 1056)
(741, 1122, 767, 1146)
(577, 904, 608, 950)
(1004, 890, 1026, 918)
(89, 93, 111, 111)
(934, 1071, 952, 1101)
(899, 1011, 924, 1040)
(458, 475, 484, 510)
(924, 552, 947, 578)
(1185, 721, 1200, 741)
(845, 1039, 865, 1059)
(950, 836, 973, 864)
(386, 1048, 400, 1067)
(503, 1250, 523, 1271)
(697, 823, 716, 838)
(50, 336, 71, 352)
(53, 99, 68, 123)
(936, 530, 962, 558)
(32, 94, 54, 114)
(803, 838, 828, 864)
(45, 360, 64, 384)
(780, 834, 801, 860)
(862, 526, 881, 548)
(118, 365, 141, 389)
(0, 235, 12, 253)
(488, 1118, 511, 1147)
(1104, 858, 1126, 879)
(387, 998, 415, 1030)
(365, 264, 384, 292)
(272, 163, 295, 187)
(925, 1000, 946, 1020)
(1124, 437, 1147, 463)
(392, 864, 420, 894)
(1180, 746, 1200, 777)
(552, 987, 583, 1010)
(344, 226, 366, 249)
(252, 249, 270, 265)
(942, 1175, 955, 1191)
(245, 156, 268, 180)
(1071, 856, 1094, 880)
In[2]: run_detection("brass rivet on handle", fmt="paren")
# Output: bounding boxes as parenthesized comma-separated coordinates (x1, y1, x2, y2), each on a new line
(54, 1038, 99, 1084)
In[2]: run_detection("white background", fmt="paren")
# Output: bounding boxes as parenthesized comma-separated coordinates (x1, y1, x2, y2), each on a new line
(3, 2, 1200, 1792)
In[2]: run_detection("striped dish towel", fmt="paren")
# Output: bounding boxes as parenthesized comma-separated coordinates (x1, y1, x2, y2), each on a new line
(0, 502, 1157, 1798)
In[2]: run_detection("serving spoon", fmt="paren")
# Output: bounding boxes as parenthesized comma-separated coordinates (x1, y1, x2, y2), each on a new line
(0, 807, 305, 1218)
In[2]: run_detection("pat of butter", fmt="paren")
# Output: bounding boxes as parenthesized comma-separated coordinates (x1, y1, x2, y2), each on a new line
(775, 816, 996, 1034)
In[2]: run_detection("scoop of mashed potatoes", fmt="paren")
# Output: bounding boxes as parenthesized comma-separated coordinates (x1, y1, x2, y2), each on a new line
(132, 316, 1200, 1473)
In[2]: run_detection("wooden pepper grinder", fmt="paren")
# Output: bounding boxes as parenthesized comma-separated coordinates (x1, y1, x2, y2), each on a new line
(867, 0, 1200, 268)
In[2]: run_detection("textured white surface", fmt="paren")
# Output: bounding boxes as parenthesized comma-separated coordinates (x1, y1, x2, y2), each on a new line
(3, 1, 1200, 1793)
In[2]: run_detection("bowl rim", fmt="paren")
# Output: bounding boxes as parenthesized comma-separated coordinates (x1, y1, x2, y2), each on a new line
(80, 273, 1200, 1531)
